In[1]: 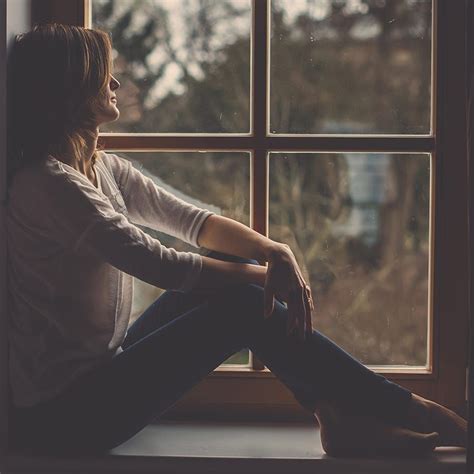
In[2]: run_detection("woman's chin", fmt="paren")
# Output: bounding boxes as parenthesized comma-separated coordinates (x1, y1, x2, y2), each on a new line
(98, 109, 120, 126)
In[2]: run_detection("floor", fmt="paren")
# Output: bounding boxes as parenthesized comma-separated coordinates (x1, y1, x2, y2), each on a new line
(3, 420, 467, 473)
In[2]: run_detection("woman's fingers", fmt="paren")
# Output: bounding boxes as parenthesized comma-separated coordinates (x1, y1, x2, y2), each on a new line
(308, 286, 315, 311)
(263, 284, 275, 319)
(304, 286, 313, 338)
(286, 293, 298, 336)
(298, 287, 306, 342)
(286, 287, 308, 342)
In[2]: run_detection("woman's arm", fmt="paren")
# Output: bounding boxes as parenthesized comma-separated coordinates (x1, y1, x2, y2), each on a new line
(193, 214, 285, 289)
(195, 214, 315, 341)
(197, 214, 281, 263)
(104, 153, 215, 248)
(43, 162, 205, 292)
(195, 255, 268, 289)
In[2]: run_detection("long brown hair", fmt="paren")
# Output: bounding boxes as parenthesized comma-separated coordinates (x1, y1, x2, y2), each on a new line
(7, 23, 113, 183)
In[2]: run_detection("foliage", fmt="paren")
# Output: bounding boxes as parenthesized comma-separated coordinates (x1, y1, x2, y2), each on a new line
(92, 0, 432, 366)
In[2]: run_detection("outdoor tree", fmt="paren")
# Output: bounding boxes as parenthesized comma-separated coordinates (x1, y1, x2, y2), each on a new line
(92, 0, 432, 365)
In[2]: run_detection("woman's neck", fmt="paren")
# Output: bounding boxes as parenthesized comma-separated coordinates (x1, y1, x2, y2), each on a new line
(54, 128, 99, 183)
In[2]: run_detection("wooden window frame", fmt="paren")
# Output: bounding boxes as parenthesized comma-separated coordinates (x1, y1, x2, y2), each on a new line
(2, 0, 467, 425)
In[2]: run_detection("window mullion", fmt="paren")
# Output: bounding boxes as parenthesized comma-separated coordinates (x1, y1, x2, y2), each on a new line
(250, 0, 269, 371)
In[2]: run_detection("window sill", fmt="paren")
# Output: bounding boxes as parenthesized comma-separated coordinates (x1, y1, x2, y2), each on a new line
(3, 420, 466, 474)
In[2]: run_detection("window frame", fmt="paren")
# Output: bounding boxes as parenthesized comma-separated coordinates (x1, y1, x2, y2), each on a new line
(14, 0, 469, 422)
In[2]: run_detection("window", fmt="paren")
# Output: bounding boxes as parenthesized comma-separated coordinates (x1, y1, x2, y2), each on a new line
(30, 0, 469, 420)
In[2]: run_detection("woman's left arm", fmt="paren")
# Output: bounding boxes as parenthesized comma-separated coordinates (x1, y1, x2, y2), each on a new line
(197, 214, 315, 340)
(104, 152, 214, 248)
(196, 213, 280, 264)
(105, 152, 280, 259)
(105, 152, 314, 338)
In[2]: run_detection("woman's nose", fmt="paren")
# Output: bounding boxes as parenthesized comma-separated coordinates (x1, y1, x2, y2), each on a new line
(110, 75, 120, 91)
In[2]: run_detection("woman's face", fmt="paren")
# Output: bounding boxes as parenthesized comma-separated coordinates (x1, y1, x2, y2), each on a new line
(94, 74, 121, 127)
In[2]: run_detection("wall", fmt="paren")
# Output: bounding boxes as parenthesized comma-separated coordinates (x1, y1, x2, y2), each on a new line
(1, 0, 31, 458)
(7, 0, 30, 42)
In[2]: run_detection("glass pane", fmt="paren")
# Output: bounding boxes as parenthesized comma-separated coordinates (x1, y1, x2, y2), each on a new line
(270, 0, 432, 134)
(116, 151, 250, 365)
(269, 152, 430, 366)
(91, 0, 251, 133)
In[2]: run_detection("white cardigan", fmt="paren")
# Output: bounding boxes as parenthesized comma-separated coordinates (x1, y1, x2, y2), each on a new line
(7, 151, 214, 407)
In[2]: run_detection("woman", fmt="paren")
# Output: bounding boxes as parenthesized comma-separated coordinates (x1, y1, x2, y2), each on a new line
(6, 23, 466, 457)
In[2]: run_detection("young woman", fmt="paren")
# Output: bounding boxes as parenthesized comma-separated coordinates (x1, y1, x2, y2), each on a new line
(6, 23, 466, 457)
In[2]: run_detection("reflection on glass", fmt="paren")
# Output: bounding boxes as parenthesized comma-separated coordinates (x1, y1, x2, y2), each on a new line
(92, 0, 251, 133)
(116, 151, 251, 365)
(269, 153, 430, 366)
(270, 0, 432, 134)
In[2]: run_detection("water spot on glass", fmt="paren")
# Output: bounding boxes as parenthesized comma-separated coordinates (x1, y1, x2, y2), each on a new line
(388, 18, 395, 24)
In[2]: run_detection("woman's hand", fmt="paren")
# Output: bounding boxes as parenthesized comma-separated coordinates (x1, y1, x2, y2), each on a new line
(263, 244, 315, 341)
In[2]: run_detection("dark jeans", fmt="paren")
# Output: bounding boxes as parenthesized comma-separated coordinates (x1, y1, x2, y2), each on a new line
(9, 251, 412, 456)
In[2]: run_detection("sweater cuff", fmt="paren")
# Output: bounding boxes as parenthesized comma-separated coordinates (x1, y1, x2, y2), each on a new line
(188, 210, 215, 248)
(177, 252, 203, 292)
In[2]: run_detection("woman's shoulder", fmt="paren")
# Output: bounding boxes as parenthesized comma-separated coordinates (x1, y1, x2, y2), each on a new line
(11, 155, 82, 184)
(6, 158, 60, 217)
(97, 151, 131, 188)
(8, 155, 99, 208)
(8, 158, 51, 196)
(98, 151, 129, 172)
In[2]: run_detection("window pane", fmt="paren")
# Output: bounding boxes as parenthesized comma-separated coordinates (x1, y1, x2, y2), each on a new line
(270, 0, 432, 135)
(91, 0, 251, 133)
(116, 151, 250, 365)
(269, 152, 430, 366)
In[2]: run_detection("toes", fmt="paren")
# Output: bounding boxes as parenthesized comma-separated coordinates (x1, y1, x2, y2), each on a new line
(399, 393, 467, 449)
(317, 404, 440, 459)
(424, 431, 440, 450)
(385, 427, 439, 456)
(430, 403, 468, 447)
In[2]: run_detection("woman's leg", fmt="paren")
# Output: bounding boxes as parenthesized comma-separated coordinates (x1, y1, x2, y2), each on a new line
(9, 251, 263, 455)
(211, 282, 413, 424)
(123, 250, 414, 425)
(9, 251, 413, 456)
(120, 250, 253, 349)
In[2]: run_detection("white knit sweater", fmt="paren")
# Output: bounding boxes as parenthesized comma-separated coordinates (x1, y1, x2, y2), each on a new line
(7, 151, 214, 407)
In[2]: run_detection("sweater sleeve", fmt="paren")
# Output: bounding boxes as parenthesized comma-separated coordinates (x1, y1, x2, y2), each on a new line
(43, 160, 204, 292)
(103, 152, 215, 248)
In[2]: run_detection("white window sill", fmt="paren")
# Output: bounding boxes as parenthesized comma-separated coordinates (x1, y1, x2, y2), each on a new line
(4, 420, 466, 474)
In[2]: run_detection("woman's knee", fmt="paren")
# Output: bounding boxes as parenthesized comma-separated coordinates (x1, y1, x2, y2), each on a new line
(208, 283, 265, 323)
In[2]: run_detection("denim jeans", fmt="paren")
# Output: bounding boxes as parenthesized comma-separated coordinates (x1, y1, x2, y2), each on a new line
(9, 251, 412, 456)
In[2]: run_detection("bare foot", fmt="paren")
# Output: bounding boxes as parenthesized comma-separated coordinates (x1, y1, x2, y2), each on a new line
(314, 401, 439, 458)
(402, 393, 467, 448)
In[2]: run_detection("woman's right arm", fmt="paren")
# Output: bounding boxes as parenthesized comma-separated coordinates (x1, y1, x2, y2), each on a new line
(197, 255, 267, 289)
(43, 163, 203, 292)
(43, 162, 266, 293)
